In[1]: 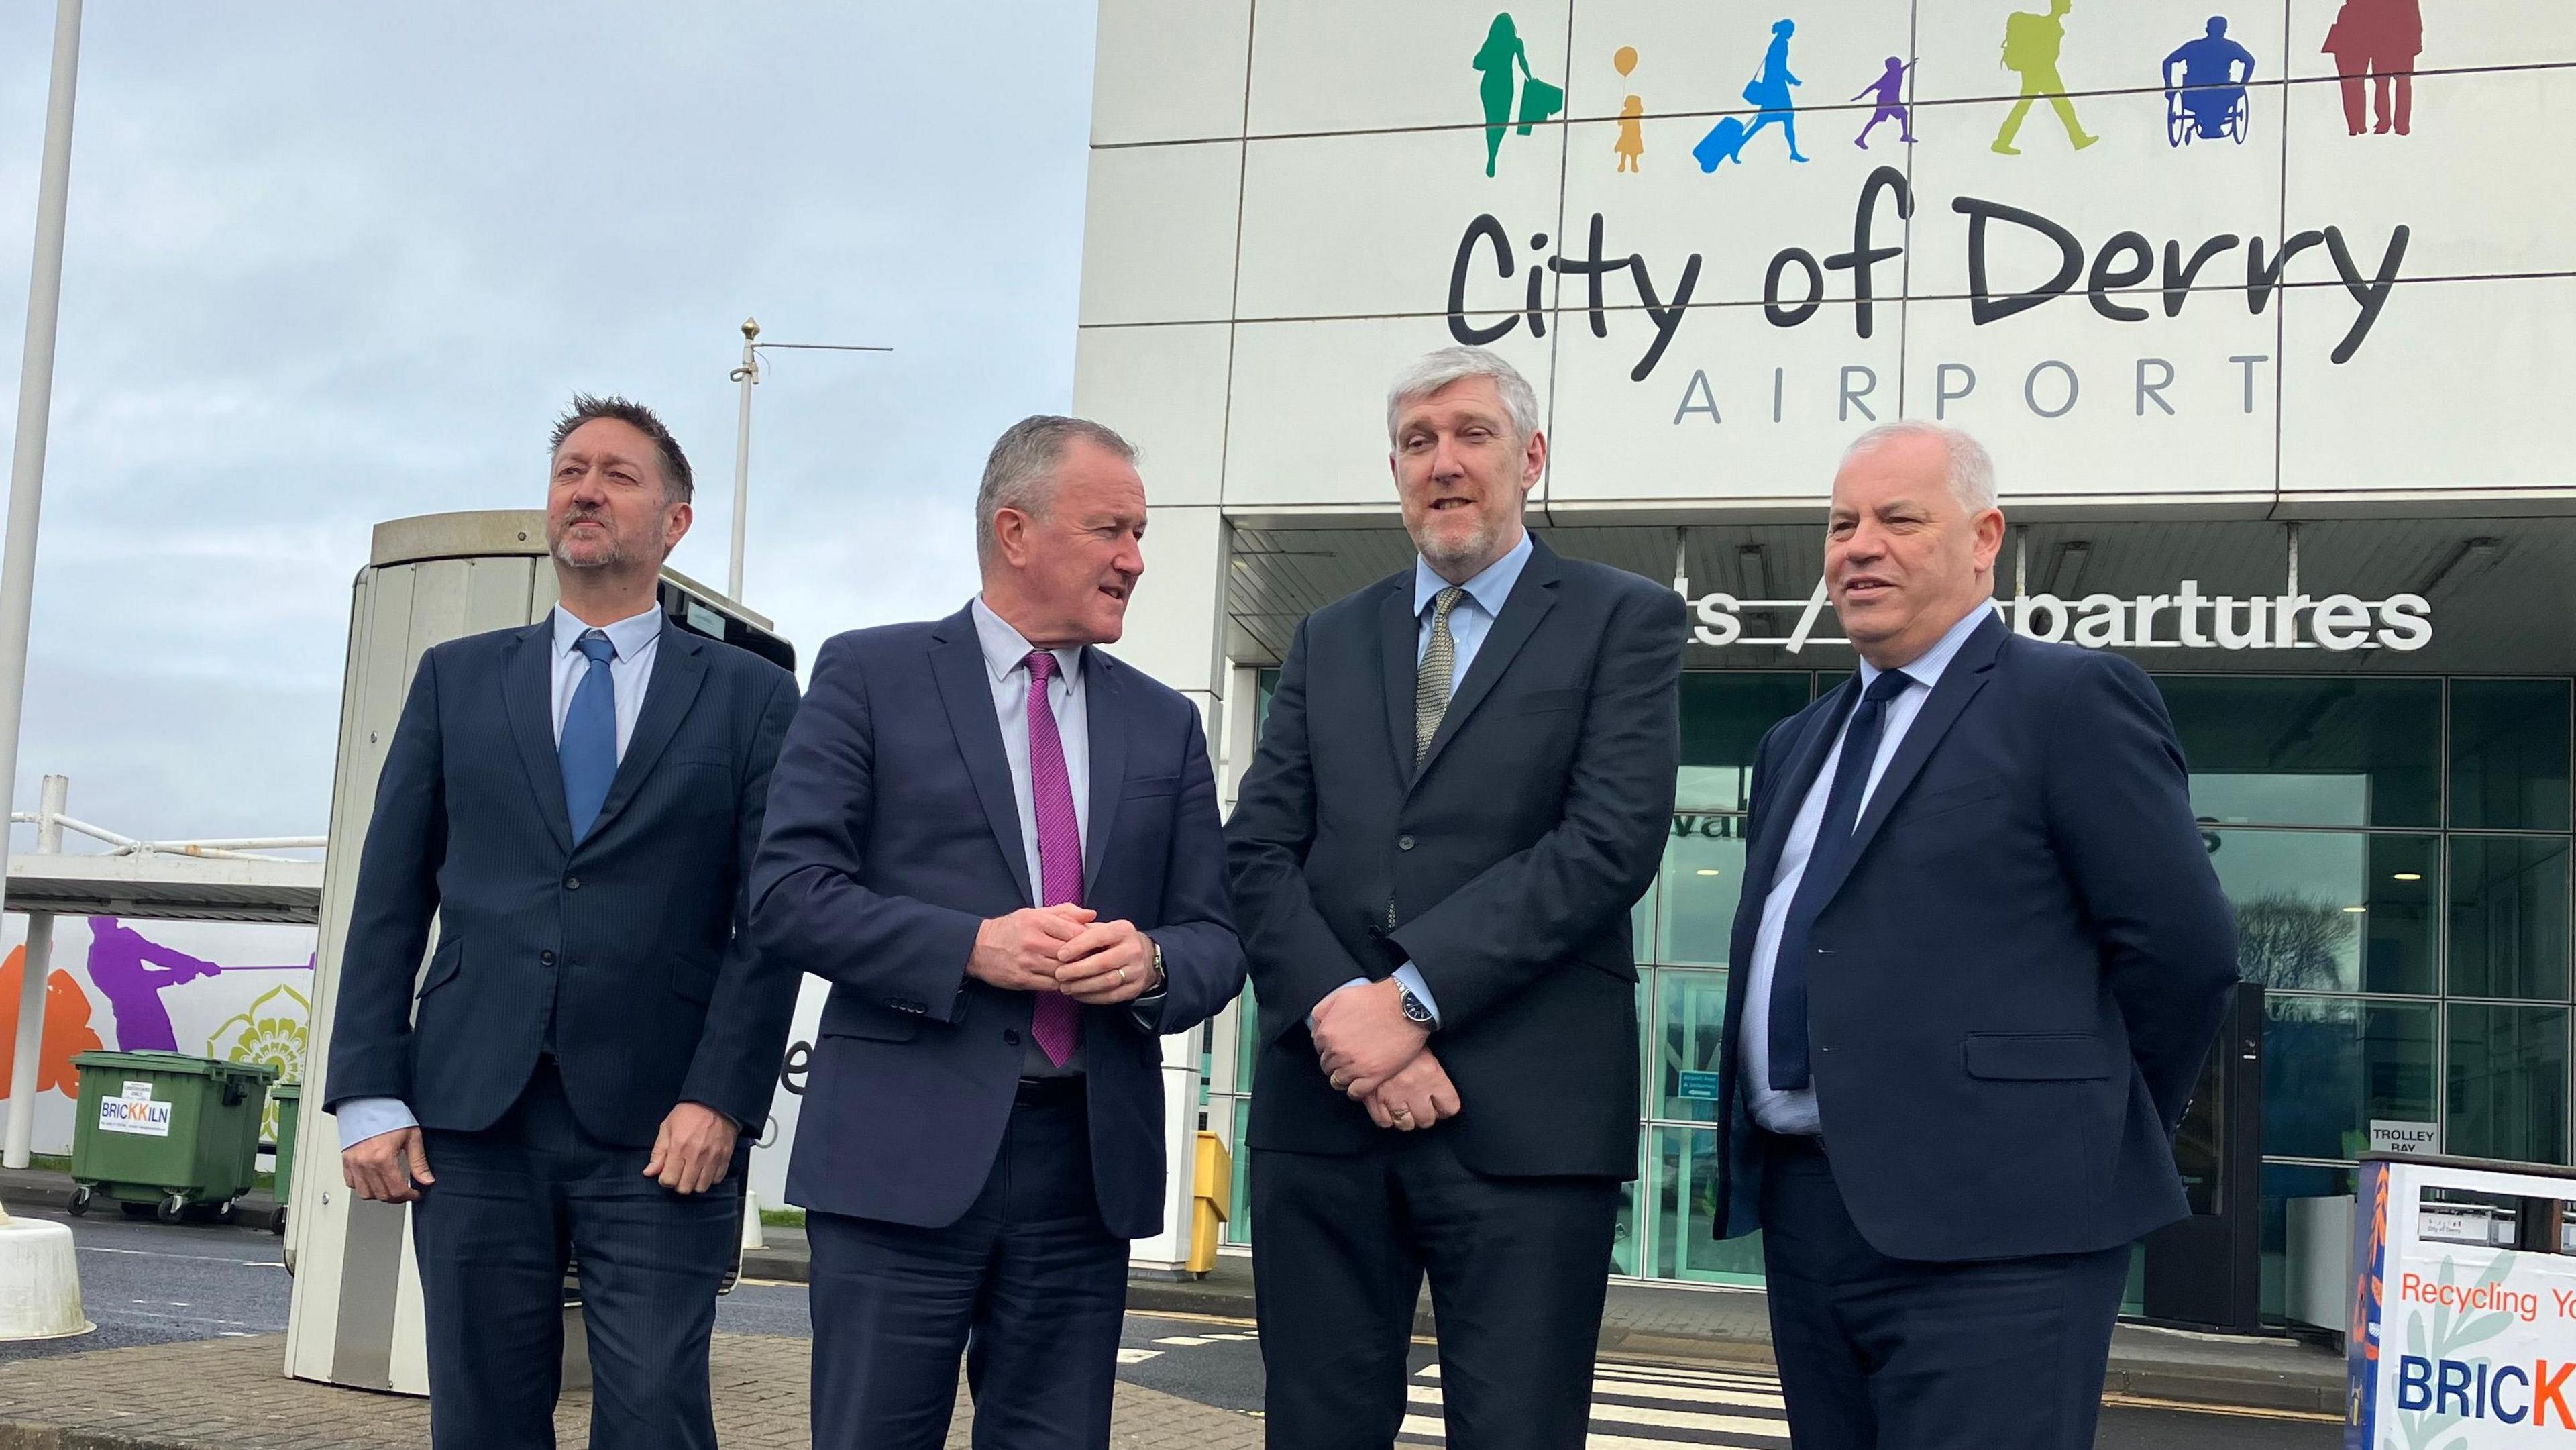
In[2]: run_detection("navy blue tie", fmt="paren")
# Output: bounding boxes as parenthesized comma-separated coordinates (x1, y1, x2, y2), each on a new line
(559, 630, 619, 843)
(1767, 668, 1915, 1092)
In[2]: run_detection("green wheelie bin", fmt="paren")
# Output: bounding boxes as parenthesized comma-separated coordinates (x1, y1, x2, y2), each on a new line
(267, 1080, 301, 1235)
(66, 1051, 279, 1225)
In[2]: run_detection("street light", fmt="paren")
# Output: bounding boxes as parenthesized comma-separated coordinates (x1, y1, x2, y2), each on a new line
(725, 318, 890, 603)
(2, 0, 85, 1173)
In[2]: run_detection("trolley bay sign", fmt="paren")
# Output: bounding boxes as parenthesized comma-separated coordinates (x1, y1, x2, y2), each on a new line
(1684, 580, 2433, 654)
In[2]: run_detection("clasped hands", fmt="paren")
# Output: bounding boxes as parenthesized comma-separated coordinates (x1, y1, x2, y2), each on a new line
(1312, 980, 1461, 1133)
(969, 904, 1157, 1005)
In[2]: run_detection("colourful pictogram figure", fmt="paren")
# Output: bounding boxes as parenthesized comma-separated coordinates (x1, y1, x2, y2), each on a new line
(1852, 56, 1915, 148)
(1993, 0, 2100, 154)
(1473, 13, 1564, 177)
(2323, 0, 2423, 136)
(1694, 19, 1807, 170)
(0, 945, 104, 1098)
(1612, 45, 1644, 173)
(2163, 17, 2257, 146)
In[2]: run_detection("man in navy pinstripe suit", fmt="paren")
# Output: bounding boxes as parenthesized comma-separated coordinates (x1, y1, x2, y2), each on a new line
(325, 396, 802, 1450)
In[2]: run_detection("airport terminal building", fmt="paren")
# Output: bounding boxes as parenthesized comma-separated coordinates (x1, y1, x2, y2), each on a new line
(1074, 1, 2576, 1323)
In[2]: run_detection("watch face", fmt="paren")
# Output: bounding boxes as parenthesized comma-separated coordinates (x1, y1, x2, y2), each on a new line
(1401, 991, 1433, 1024)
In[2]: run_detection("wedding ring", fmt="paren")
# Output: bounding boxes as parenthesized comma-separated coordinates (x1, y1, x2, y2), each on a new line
(1118, 966, 1130, 984)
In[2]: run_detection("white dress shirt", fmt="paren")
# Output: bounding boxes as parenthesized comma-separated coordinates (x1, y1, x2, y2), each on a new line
(335, 603, 667, 1150)
(1738, 602, 1996, 1136)
(1316, 530, 1537, 1031)
(969, 597, 1097, 1075)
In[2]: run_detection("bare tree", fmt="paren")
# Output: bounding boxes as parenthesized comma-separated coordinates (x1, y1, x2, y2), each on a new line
(2232, 891, 2357, 992)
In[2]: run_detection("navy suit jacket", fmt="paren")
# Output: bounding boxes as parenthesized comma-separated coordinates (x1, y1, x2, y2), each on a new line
(1226, 540, 1684, 1178)
(325, 617, 804, 1149)
(748, 605, 1246, 1240)
(1712, 612, 2239, 1262)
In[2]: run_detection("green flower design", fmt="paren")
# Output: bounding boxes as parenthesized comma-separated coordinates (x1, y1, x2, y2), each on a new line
(207, 983, 310, 1143)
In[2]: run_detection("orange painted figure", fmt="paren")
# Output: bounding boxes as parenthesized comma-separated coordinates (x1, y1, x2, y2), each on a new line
(1615, 95, 1646, 170)
(0, 946, 106, 1097)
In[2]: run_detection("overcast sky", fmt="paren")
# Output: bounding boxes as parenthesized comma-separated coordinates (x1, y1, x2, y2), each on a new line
(0, 2, 1099, 847)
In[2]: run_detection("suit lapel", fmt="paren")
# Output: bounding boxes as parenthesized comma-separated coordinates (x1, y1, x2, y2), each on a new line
(586, 619, 708, 843)
(1081, 650, 1125, 896)
(929, 609, 1038, 909)
(500, 621, 575, 856)
(1377, 581, 1420, 782)
(1739, 682, 1853, 911)
(1413, 539, 1563, 782)
(1804, 612, 2007, 911)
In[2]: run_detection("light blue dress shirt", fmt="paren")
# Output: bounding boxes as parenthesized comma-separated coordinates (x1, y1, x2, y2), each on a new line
(1737, 602, 1996, 1136)
(1316, 531, 1537, 1031)
(335, 603, 666, 1150)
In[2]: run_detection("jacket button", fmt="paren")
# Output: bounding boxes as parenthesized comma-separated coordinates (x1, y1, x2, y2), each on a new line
(565, 876, 581, 890)
(539, 950, 556, 966)
(1003, 1029, 1022, 1047)
(1397, 835, 1415, 851)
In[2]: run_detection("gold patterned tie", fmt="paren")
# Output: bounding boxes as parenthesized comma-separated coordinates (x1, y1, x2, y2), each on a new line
(1415, 586, 1466, 768)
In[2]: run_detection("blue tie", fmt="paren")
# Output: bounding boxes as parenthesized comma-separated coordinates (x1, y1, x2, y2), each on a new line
(1767, 668, 1915, 1092)
(560, 630, 619, 843)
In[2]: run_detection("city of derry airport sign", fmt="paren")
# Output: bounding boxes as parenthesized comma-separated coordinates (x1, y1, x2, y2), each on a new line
(1685, 580, 2432, 653)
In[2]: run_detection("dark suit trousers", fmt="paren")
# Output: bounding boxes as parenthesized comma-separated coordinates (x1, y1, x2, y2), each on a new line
(1758, 1133, 2130, 1450)
(807, 1081, 1128, 1450)
(411, 1061, 741, 1450)
(1250, 1135, 1619, 1450)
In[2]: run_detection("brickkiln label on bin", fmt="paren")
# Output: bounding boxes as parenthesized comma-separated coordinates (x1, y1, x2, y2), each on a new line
(98, 1080, 171, 1137)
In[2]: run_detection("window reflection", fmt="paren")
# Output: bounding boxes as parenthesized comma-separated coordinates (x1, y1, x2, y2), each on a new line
(2448, 1004, 2571, 1164)
(2261, 996, 2436, 1161)
(2452, 679, 2573, 833)
(1655, 970, 1730, 1124)
(1677, 674, 1812, 812)
(2163, 677, 2440, 828)
(2212, 831, 2436, 994)
(2450, 837, 2573, 1002)
(1649, 1127, 1765, 1284)
(1658, 825, 1748, 968)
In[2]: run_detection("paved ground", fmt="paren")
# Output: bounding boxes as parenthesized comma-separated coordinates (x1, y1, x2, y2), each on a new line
(0, 1204, 2344, 1447)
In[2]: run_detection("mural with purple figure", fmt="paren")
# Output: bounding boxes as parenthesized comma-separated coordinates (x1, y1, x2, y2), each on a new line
(85, 915, 309, 1053)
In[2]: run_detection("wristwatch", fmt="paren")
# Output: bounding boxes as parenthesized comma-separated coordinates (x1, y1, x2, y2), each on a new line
(1144, 937, 1167, 994)
(1396, 982, 1434, 1027)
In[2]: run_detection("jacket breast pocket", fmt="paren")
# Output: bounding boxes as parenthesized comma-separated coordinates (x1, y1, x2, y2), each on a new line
(1517, 687, 1587, 715)
(1963, 1032, 2111, 1082)
(1900, 776, 2004, 822)
(1121, 772, 1181, 800)
(669, 746, 731, 772)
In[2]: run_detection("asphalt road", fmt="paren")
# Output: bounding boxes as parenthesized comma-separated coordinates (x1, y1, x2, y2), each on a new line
(1, 1206, 2339, 1447)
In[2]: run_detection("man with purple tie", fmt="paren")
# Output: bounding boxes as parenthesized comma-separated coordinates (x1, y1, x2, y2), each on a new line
(751, 415, 1246, 1450)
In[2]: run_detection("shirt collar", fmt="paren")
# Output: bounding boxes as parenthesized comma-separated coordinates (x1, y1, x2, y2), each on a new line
(551, 603, 664, 662)
(969, 597, 1082, 686)
(1858, 600, 1996, 694)
(1413, 530, 1535, 621)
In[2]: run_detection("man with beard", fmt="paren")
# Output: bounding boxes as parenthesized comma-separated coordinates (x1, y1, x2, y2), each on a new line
(326, 395, 802, 1450)
(1226, 347, 1684, 1450)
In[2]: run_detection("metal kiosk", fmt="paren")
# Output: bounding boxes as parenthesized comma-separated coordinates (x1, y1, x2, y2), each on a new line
(281, 511, 790, 1394)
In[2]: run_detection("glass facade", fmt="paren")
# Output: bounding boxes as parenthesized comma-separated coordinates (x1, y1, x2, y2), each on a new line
(1212, 669, 2576, 1312)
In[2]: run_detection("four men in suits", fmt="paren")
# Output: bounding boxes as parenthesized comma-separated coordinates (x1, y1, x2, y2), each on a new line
(1225, 347, 1686, 1450)
(1709, 421, 2239, 1449)
(327, 395, 803, 1449)
(748, 415, 1247, 1450)
(327, 376, 2235, 1449)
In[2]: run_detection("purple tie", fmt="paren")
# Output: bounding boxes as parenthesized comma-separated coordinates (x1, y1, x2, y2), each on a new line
(1023, 650, 1083, 1067)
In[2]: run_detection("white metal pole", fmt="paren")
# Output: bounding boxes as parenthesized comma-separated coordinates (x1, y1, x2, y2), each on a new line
(5, 776, 69, 1168)
(0, 0, 84, 1173)
(727, 318, 759, 603)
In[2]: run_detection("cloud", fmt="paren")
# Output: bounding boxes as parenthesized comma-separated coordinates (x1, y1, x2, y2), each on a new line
(0, 1, 1100, 846)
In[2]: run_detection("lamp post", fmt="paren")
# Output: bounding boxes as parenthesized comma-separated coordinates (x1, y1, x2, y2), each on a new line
(1, 0, 85, 1172)
(724, 319, 890, 603)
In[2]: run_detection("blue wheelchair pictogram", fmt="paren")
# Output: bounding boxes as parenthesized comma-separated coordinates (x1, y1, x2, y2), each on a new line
(2163, 16, 2257, 148)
